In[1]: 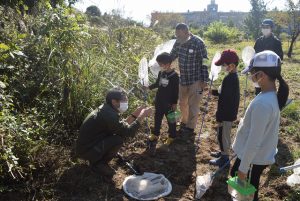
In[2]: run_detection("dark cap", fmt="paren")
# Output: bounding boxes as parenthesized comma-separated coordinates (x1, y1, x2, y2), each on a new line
(106, 87, 127, 104)
(261, 19, 274, 28)
(215, 49, 239, 66)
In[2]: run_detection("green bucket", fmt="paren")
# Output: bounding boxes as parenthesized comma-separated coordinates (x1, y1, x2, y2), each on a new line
(166, 110, 181, 123)
(227, 176, 256, 201)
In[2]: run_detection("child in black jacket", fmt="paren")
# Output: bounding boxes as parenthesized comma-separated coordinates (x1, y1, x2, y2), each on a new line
(253, 19, 283, 95)
(146, 52, 179, 154)
(209, 49, 240, 167)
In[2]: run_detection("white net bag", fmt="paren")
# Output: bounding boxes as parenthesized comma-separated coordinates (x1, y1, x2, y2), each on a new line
(209, 52, 221, 81)
(138, 57, 149, 87)
(287, 159, 300, 187)
(123, 172, 172, 200)
(242, 46, 255, 67)
(149, 39, 176, 78)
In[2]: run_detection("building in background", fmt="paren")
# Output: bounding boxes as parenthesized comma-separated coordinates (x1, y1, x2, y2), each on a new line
(151, 0, 248, 28)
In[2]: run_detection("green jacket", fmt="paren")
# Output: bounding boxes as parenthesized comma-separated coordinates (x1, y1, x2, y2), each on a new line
(76, 103, 140, 155)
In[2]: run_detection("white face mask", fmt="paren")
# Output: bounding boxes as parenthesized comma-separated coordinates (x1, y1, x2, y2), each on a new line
(119, 102, 128, 113)
(222, 65, 229, 72)
(262, 28, 271, 37)
(252, 81, 260, 88)
(248, 72, 261, 88)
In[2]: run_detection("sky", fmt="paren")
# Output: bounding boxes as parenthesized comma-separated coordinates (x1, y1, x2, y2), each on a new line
(74, 0, 288, 26)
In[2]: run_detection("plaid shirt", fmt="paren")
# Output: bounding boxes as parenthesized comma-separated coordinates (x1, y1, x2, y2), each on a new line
(170, 34, 208, 86)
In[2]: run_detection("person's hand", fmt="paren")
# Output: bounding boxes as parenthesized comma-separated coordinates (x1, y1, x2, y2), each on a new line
(142, 107, 153, 118)
(137, 107, 153, 121)
(171, 104, 177, 111)
(237, 170, 247, 181)
(132, 105, 146, 117)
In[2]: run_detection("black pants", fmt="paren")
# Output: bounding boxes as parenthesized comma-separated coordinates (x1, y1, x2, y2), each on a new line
(230, 158, 268, 201)
(79, 135, 123, 165)
(154, 105, 176, 138)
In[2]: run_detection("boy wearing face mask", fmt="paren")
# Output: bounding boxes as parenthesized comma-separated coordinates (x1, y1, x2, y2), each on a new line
(76, 88, 152, 176)
(146, 52, 179, 154)
(209, 49, 240, 167)
(254, 19, 283, 95)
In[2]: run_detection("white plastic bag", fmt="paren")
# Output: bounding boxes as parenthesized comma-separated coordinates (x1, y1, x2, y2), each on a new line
(195, 172, 213, 199)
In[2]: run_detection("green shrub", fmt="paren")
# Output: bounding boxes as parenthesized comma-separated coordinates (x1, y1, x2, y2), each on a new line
(204, 21, 242, 43)
(0, 4, 162, 184)
(0, 84, 48, 182)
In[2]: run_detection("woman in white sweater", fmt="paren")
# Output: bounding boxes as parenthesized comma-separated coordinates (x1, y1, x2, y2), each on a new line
(230, 50, 289, 201)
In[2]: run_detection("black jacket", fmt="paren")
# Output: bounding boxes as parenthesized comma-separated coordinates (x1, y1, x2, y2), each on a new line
(254, 34, 283, 60)
(76, 104, 140, 155)
(213, 72, 240, 122)
(149, 70, 179, 108)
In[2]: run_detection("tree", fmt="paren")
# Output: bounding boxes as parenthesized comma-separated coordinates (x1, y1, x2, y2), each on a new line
(286, 0, 300, 58)
(228, 18, 235, 27)
(0, 0, 67, 11)
(244, 0, 267, 39)
(0, 0, 38, 11)
(67, 0, 78, 7)
(266, 8, 289, 38)
(85, 5, 101, 17)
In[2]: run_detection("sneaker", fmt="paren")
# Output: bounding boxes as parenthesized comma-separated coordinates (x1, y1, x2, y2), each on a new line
(209, 155, 230, 168)
(91, 162, 115, 176)
(146, 134, 158, 156)
(177, 122, 186, 128)
(164, 137, 175, 146)
(210, 151, 221, 158)
(148, 134, 158, 141)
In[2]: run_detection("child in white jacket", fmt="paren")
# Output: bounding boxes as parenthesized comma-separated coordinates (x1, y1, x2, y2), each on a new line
(230, 50, 289, 201)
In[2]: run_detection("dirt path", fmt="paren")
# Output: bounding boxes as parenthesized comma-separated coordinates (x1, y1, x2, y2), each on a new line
(2, 76, 297, 201)
(51, 91, 298, 201)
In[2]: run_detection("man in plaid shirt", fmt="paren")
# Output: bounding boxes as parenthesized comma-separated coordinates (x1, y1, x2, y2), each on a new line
(170, 23, 208, 134)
